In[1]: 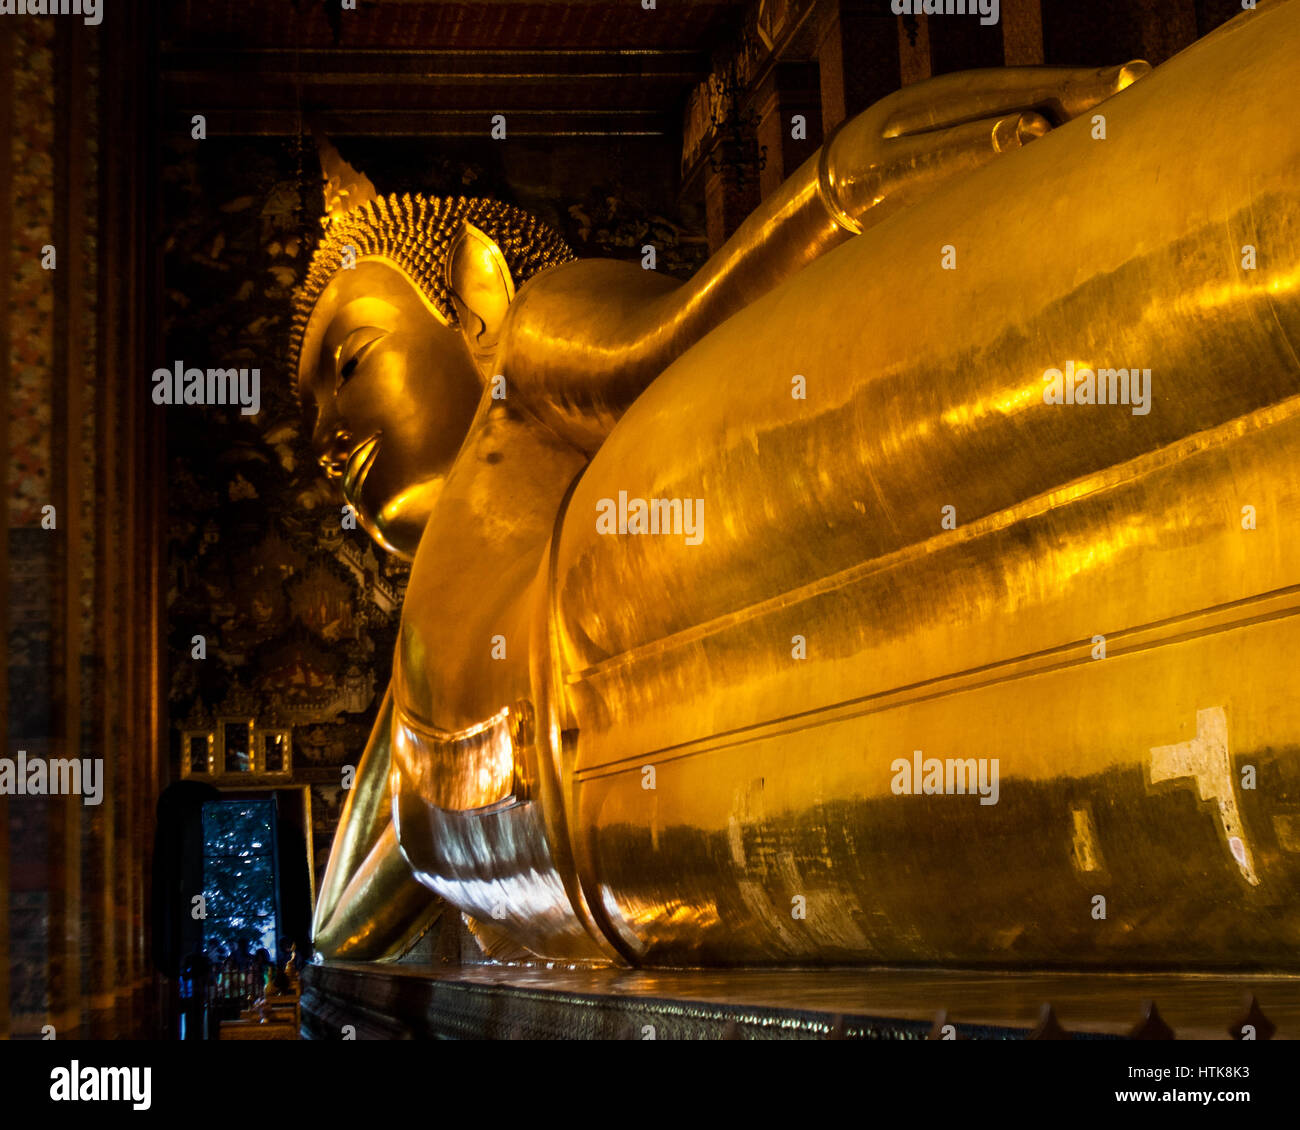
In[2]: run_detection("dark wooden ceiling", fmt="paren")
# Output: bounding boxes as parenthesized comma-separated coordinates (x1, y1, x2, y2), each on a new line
(160, 0, 749, 136)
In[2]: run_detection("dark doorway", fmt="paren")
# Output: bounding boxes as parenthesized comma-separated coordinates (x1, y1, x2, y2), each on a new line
(202, 797, 281, 966)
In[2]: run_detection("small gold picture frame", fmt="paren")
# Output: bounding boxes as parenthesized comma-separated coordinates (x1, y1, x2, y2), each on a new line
(217, 717, 256, 775)
(180, 730, 216, 778)
(259, 729, 293, 776)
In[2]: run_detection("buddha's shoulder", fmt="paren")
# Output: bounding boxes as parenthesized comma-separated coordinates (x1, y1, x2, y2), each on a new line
(511, 255, 676, 324)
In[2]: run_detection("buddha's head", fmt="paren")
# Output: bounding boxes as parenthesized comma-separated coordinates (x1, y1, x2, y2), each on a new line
(291, 147, 572, 558)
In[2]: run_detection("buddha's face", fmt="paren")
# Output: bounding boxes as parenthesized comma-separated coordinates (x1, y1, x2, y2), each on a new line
(297, 260, 483, 558)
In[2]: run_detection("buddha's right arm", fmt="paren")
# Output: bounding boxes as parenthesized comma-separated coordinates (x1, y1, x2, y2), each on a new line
(312, 685, 442, 960)
(507, 63, 1146, 453)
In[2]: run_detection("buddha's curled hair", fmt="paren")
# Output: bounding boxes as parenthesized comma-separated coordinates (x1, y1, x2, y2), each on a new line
(289, 192, 574, 370)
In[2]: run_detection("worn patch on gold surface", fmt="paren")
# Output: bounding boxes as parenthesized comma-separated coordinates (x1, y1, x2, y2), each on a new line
(1149, 707, 1258, 886)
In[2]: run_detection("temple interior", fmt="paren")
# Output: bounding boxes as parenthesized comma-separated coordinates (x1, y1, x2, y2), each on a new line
(2, 0, 1297, 1047)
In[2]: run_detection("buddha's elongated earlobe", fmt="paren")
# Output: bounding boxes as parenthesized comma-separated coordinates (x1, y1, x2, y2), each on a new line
(447, 221, 516, 380)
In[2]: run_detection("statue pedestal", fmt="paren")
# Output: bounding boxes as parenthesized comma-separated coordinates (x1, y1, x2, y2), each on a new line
(301, 962, 1298, 1040)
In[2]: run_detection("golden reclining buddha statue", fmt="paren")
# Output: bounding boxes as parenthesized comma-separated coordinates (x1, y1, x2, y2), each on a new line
(297, 0, 1300, 968)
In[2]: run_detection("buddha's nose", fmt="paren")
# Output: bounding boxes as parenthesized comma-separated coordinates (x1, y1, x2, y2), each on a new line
(316, 425, 353, 479)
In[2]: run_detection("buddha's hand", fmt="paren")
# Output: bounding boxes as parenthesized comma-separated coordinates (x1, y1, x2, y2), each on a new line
(822, 62, 1150, 234)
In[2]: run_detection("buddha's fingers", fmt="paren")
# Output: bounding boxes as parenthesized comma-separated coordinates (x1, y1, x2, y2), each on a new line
(883, 108, 1051, 178)
(830, 111, 1050, 234)
(880, 61, 1151, 138)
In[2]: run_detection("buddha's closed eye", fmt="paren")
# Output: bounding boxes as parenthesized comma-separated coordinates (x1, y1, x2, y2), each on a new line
(335, 327, 388, 389)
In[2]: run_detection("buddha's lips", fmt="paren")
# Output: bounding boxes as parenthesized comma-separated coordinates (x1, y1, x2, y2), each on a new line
(342, 433, 381, 505)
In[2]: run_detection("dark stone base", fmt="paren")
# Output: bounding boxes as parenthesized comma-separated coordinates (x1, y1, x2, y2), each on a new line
(301, 963, 945, 1040)
(302, 963, 1300, 1041)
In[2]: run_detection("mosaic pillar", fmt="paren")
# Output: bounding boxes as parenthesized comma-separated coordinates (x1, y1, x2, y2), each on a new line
(2, 4, 163, 1041)
(1000, 0, 1044, 65)
(755, 63, 823, 202)
(815, 0, 901, 133)
(703, 149, 762, 257)
(0, 14, 13, 1044)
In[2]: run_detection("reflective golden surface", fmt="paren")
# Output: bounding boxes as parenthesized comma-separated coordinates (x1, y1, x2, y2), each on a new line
(306, 0, 1300, 968)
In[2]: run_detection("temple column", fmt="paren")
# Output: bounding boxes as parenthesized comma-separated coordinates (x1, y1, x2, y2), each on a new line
(755, 63, 823, 202)
(0, 11, 13, 1045)
(897, 11, 931, 85)
(1042, 0, 1198, 67)
(85, 41, 121, 1033)
(1000, 0, 1045, 65)
(48, 13, 90, 1041)
(815, 0, 900, 132)
(1134, 0, 1198, 62)
(703, 155, 761, 256)
(136, 0, 165, 1034)
(926, 3, 1005, 74)
(0, 3, 163, 1041)
(6, 12, 60, 1042)
(87, 17, 124, 1027)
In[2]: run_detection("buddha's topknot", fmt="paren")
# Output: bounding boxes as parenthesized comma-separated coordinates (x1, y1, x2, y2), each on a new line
(290, 192, 574, 371)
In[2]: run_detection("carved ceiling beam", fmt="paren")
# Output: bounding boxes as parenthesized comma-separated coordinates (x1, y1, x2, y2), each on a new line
(161, 47, 711, 138)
